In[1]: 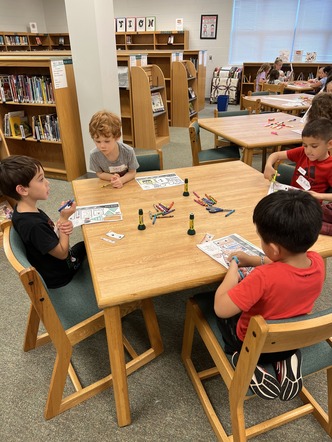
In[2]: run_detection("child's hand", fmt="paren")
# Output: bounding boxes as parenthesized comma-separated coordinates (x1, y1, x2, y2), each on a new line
(110, 174, 123, 189)
(264, 165, 278, 181)
(59, 201, 76, 220)
(308, 190, 323, 200)
(228, 251, 255, 267)
(57, 220, 73, 235)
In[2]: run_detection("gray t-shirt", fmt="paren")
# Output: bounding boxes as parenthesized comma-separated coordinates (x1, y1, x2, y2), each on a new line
(89, 142, 139, 176)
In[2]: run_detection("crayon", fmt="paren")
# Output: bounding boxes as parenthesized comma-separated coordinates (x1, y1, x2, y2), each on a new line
(225, 209, 235, 217)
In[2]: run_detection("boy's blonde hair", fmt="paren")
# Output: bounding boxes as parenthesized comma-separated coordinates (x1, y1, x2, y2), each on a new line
(89, 110, 122, 139)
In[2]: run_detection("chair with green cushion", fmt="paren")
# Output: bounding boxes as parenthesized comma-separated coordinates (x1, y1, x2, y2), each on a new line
(248, 90, 270, 96)
(136, 149, 163, 172)
(1, 219, 163, 420)
(213, 109, 250, 149)
(276, 162, 296, 185)
(189, 119, 240, 166)
(181, 291, 332, 441)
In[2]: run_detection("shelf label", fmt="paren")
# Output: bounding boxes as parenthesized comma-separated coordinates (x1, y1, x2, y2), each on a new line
(51, 60, 68, 89)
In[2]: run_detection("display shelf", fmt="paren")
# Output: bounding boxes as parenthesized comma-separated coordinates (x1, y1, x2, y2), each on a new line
(171, 60, 198, 127)
(116, 30, 188, 51)
(131, 64, 169, 150)
(0, 31, 71, 52)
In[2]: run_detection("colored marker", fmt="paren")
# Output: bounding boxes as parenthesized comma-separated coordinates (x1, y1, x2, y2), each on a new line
(167, 201, 174, 210)
(272, 169, 278, 182)
(271, 131, 278, 135)
(225, 209, 235, 217)
(193, 191, 200, 199)
(58, 199, 74, 212)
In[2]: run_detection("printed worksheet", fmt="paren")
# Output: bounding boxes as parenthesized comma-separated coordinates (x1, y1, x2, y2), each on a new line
(136, 173, 184, 190)
(197, 233, 264, 275)
(69, 202, 122, 227)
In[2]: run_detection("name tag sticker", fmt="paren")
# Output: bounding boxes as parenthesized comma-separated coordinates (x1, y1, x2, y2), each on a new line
(296, 175, 311, 190)
(298, 166, 306, 176)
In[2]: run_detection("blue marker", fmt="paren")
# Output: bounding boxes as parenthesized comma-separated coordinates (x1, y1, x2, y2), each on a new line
(58, 198, 74, 212)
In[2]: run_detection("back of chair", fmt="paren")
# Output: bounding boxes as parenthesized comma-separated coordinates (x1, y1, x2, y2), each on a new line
(262, 82, 286, 94)
(241, 94, 261, 113)
(248, 90, 270, 96)
(188, 120, 202, 166)
(136, 149, 163, 172)
(214, 109, 250, 118)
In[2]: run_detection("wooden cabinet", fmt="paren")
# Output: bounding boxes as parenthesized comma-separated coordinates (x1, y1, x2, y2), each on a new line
(171, 60, 198, 127)
(130, 64, 169, 150)
(0, 55, 86, 181)
(241, 62, 327, 96)
(0, 31, 70, 52)
(116, 30, 188, 51)
(117, 53, 135, 146)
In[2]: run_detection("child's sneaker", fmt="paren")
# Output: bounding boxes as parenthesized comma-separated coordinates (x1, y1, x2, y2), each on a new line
(232, 352, 281, 400)
(275, 350, 303, 401)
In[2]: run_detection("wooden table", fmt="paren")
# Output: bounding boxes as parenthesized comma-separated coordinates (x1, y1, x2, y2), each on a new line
(285, 81, 314, 92)
(245, 93, 312, 115)
(72, 162, 332, 427)
(198, 112, 304, 169)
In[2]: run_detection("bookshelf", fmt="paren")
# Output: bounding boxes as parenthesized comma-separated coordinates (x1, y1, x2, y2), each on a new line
(171, 60, 198, 127)
(0, 55, 86, 181)
(0, 31, 70, 52)
(130, 64, 169, 150)
(241, 62, 327, 96)
(115, 30, 189, 51)
(117, 53, 135, 146)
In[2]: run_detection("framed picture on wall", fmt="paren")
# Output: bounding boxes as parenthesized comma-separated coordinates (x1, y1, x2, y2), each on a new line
(116, 17, 126, 33)
(146, 17, 156, 31)
(200, 15, 218, 39)
(126, 17, 136, 32)
(136, 17, 146, 31)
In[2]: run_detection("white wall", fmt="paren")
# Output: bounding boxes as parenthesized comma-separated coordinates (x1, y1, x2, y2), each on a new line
(113, 0, 234, 97)
(0, 0, 47, 32)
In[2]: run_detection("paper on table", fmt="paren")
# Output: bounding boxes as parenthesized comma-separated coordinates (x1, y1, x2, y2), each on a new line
(69, 202, 122, 227)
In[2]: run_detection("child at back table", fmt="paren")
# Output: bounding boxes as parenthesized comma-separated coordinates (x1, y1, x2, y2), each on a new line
(264, 118, 332, 202)
(214, 190, 324, 401)
(89, 110, 139, 188)
(255, 63, 271, 91)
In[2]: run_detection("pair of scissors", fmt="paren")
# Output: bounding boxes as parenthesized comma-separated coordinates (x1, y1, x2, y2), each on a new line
(206, 206, 232, 213)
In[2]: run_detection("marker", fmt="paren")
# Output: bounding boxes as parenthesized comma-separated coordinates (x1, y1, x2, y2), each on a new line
(58, 199, 74, 212)
(167, 201, 174, 210)
(271, 131, 278, 135)
(225, 209, 235, 217)
(272, 169, 278, 182)
(193, 191, 200, 199)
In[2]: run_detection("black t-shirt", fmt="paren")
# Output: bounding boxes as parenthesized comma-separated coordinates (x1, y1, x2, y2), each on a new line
(12, 207, 78, 288)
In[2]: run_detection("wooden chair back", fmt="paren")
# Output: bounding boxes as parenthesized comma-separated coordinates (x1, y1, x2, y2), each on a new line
(241, 94, 261, 113)
(182, 293, 332, 441)
(262, 82, 286, 94)
(1, 219, 163, 419)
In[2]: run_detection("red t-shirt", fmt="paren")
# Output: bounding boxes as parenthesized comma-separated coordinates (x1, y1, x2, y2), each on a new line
(287, 147, 332, 192)
(228, 251, 324, 341)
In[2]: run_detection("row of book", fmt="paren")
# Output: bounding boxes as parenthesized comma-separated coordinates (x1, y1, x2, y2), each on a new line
(3, 110, 61, 141)
(0, 74, 55, 104)
(5, 35, 28, 46)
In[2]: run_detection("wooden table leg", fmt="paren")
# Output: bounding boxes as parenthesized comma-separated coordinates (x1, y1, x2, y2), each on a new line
(242, 148, 253, 166)
(104, 305, 131, 427)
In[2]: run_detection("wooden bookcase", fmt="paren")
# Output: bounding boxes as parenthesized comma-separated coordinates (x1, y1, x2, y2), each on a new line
(117, 53, 135, 146)
(0, 31, 70, 52)
(115, 30, 189, 51)
(171, 60, 198, 127)
(0, 55, 86, 181)
(117, 50, 206, 135)
(130, 64, 169, 150)
(241, 62, 327, 96)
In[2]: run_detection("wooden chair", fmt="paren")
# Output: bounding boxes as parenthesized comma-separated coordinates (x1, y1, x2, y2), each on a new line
(136, 149, 163, 172)
(262, 82, 286, 94)
(182, 292, 332, 441)
(241, 94, 261, 113)
(247, 90, 269, 96)
(188, 119, 240, 166)
(213, 109, 249, 148)
(1, 219, 163, 419)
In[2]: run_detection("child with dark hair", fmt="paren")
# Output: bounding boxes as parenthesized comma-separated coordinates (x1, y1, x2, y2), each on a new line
(268, 68, 281, 84)
(306, 93, 332, 123)
(264, 118, 332, 201)
(0, 155, 86, 288)
(214, 190, 324, 401)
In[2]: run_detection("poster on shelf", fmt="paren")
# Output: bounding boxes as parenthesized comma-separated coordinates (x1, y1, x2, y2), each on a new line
(293, 50, 303, 62)
(176, 18, 184, 31)
(116, 17, 126, 33)
(306, 52, 317, 62)
(126, 17, 136, 32)
(278, 49, 290, 62)
(136, 17, 146, 31)
(146, 17, 156, 31)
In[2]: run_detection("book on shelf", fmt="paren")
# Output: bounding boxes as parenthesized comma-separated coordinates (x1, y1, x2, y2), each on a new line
(184, 62, 193, 78)
(189, 101, 195, 115)
(0, 199, 13, 222)
(151, 91, 165, 113)
(58, 36, 65, 45)
(35, 36, 42, 45)
(7, 111, 32, 138)
(0, 75, 13, 102)
(168, 35, 174, 44)
(32, 113, 60, 141)
(188, 86, 196, 99)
